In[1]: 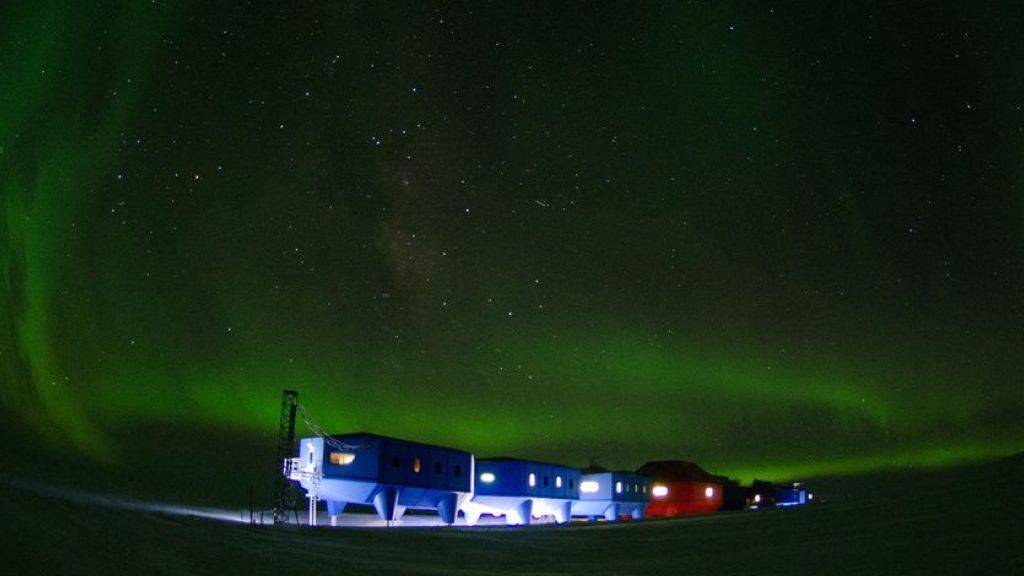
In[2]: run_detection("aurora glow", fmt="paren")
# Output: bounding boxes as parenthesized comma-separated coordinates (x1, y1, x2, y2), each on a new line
(2, 2, 1022, 499)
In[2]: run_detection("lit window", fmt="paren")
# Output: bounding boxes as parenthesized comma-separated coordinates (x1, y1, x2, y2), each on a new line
(413, 458, 421, 474)
(615, 482, 623, 494)
(808, 493, 814, 500)
(643, 485, 647, 494)
(753, 494, 761, 503)
(580, 481, 600, 493)
(480, 472, 496, 484)
(528, 473, 536, 487)
(705, 486, 714, 498)
(556, 476, 563, 488)
(652, 485, 668, 497)
(329, 452, 355, 465)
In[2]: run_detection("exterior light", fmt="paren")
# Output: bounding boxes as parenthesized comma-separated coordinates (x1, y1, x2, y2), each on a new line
(705, 486, 714, 498)
(753, 494, 762, 503)
(528, 473, 536, 487)
(580, 481, 600, 493)
(480, 472, 496, 484)
(616, 481, 623, 494)
(808, 493, 814, 500)
(652, 485, 668, 497)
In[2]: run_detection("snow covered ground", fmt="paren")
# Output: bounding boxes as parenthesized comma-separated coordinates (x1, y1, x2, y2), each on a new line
(2, 454, 1021, 575)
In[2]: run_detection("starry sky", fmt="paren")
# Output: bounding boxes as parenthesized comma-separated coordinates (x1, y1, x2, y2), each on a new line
(2, 1, 1023, 499)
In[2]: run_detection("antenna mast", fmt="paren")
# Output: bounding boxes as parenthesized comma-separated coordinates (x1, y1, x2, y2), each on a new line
(273, 389, 299, 524)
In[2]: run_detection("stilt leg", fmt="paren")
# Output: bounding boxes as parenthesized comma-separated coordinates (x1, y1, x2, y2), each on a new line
(327, 501, 345, 527)
(555, 501, 573, 524)
(437, 493, 458, 525)
(463, 508, 482, 527)
(603, 504, 619, 522)
(508, 500, 533, 526)
(373, 486, 400, 522)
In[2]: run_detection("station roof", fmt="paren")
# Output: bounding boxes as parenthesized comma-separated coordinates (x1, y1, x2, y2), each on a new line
(479, 456, 578, 469)
(637, 460, 725, 483)
(325, 432, 471, 454)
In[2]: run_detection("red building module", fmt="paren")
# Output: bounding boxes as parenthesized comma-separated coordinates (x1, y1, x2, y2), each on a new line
(637, 461, 724, 517)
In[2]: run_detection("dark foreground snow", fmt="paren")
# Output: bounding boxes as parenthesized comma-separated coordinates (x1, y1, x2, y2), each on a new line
(2, 455, 1021, 575)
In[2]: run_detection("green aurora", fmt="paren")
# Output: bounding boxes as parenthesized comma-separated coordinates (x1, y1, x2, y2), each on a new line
(2, 1, 1023, 502)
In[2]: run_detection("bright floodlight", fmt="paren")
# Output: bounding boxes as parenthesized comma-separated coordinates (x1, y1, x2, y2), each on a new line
(580, 481, 600, 493)
(480, 472, 496, 484)
(652, 485, 668, 497)
(705, 486, 714, 498)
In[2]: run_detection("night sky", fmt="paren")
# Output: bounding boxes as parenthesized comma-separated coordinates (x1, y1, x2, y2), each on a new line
(2, 1, 1023, 494)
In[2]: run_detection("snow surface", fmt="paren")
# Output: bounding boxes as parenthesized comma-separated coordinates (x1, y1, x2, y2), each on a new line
(2, 455, 1021, 575)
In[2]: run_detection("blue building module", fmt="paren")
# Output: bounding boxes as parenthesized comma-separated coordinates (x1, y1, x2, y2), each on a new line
(774, 484, 808, 507)
(286, 433, 474, 524)
(571, 471, 650, 521)
(462, 458, 580, 526)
